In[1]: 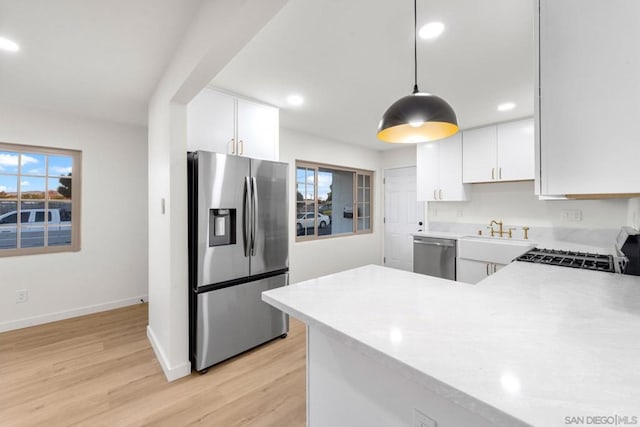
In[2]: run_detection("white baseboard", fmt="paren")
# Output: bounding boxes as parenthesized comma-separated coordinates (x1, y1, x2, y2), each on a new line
(146, 325, 191, 382)
(0, 295, 148, 333)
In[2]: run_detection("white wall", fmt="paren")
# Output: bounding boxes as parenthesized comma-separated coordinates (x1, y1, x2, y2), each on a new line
(428, 181, 629, 228)
(628, 198, 640, 230)
(280, 128, 382, 284)
(380, 145, 416, 170)
(0, 103, 148, 332)
(146, 0, 288, 381)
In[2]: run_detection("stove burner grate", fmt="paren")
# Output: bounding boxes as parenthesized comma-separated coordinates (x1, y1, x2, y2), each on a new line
(515, 248, 615, 273)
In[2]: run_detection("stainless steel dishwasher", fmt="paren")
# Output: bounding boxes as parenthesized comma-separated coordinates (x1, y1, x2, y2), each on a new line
(413, 236, 456, 280)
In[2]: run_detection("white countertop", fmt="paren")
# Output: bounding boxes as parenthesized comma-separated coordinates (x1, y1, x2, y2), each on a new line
(263, 264, 640, 427)
(414, 230, 618, 256)
(412, 230, 468, 239)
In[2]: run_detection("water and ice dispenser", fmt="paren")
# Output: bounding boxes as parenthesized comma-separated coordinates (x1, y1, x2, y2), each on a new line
(209, 209, 236, 246)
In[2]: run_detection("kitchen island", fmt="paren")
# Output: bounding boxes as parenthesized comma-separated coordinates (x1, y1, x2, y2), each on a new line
(262, 264, 640, 427)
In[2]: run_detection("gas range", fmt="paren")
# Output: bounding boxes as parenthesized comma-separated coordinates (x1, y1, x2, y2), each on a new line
(515, 248, 619, 273)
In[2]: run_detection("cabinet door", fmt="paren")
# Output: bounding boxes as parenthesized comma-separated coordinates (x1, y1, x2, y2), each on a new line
(462, 126, 497, 183)
(237, 99, 278, 161)
(416, 142, 439, 201)
(187, 88, 236, 154)
(539, 0, 640, 195)
(438, 133, 467, 201)
(497, 119, 534, 181)
(456, 258, 490, 284)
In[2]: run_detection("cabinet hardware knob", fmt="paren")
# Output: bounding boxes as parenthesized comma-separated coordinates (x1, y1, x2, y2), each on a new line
(438, 189, 442, 200)
(491, 168, 495, 180)
(499, 167, 502, 180)
(433, 189, 437, 200)
(238, 139, 244, 155)
(229, 138, 236, 155)
(493, 264, 497, 273)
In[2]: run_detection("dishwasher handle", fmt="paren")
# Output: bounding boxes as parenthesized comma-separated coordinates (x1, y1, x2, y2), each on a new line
(413, 237, 456, 248)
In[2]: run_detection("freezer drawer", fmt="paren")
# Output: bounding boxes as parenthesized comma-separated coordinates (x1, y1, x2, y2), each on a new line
(413, 236, 456, 280)
(193, 273, 289, 371)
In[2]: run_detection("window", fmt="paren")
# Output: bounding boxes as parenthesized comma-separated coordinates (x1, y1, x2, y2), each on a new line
(0, 143, 81, 256)
(296, 161, 373, 240)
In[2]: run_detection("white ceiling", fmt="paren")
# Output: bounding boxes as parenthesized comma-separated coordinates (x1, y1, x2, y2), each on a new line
(212, 0, 534, 150)
(0, 0, 533, 148)
(0, 0, 200, 126)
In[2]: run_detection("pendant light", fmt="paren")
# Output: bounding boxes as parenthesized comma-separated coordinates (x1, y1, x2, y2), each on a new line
(377, 0, 458, 143)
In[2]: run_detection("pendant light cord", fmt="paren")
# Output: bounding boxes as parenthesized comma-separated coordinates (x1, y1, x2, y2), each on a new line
(412, 0, 419, 94)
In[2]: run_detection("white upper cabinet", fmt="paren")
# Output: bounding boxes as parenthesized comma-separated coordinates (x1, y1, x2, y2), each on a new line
(496, 119, 535, 182)
(462, 126, 496, 183)
(187, 88, 236, 154)
(537, 0, 640, 196)
(462, 118, 534, 183)
(416, 133, 468, 202)
(187, 88, 279, 161)
(236, 98, 279, 161)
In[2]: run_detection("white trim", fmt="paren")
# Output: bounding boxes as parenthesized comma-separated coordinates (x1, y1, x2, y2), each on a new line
(146, 325, 191, 382)
(0, 295, 148, 333)
(306, 324, 311, 427)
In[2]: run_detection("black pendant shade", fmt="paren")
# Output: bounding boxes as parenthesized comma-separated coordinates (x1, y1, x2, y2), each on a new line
(377, 91, 458, 143)
(377, 0, 458, 143)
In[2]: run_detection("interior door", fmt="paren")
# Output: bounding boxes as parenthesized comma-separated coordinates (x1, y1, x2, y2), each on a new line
(250, 159, 289, 275)
(196, 151, 251, 287)
(384, 167, 423, 271)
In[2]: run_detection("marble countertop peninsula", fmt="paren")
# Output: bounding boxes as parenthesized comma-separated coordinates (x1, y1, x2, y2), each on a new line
(263, 263, 640, 427)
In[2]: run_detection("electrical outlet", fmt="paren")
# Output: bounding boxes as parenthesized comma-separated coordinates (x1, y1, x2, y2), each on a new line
(413, 409, 437, 427)
(456, 208, 463, 217)
(561, 209, 582, 222)
(16, 289, 28, 303)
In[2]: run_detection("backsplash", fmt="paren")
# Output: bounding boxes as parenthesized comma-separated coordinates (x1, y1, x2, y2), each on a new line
(429, 221, 620, 251)
(426, 181, 630, 229)
(424, 181, 637, 252)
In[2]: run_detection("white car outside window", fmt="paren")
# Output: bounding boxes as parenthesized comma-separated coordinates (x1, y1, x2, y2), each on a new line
(296, 212, 330, 230)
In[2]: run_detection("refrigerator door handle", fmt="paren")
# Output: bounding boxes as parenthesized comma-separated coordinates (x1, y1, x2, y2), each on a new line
(243, 176, 251, 257)
(251, 176, 258, 256)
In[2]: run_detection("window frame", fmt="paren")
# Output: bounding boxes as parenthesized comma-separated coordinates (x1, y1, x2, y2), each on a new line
(295, 160, 373, 242)
(0, 142, 82, 257)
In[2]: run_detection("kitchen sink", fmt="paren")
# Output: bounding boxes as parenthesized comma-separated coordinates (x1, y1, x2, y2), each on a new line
(458, 235, 536, 264)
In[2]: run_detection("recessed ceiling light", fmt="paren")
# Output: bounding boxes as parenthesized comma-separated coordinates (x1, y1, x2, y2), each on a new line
(0, 37, 20, 52)
(419, 22, 445, 40)
(497, 102, 516, 112)
(287, 94, 304, 106)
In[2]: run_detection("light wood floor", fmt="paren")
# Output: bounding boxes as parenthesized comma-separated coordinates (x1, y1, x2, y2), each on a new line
(0, 304, 306, 427)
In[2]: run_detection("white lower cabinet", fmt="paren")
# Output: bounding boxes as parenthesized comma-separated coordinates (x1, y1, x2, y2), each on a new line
(457, 259, 504, 285)
(416, 133, 468, 201)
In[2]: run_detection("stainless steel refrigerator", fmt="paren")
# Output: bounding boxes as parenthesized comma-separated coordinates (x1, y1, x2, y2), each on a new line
(187, 151, 289, 372)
